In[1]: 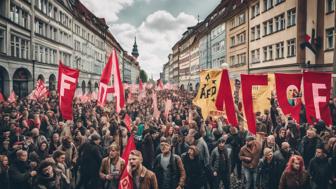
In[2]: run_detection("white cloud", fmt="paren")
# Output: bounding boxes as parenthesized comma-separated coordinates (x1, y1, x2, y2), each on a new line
(110, 10, 197, 79)
(81, 0, 133, 22)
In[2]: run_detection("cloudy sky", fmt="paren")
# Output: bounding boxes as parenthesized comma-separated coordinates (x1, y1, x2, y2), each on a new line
(81, 0, 220, 79)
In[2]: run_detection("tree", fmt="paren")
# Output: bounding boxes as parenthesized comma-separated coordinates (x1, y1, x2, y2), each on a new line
(139, 69, 148, 83)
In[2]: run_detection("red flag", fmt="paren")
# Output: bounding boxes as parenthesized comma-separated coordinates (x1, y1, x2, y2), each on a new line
(124, 114, 132, 132)
(0, 91, 4, 102)
(30, 79, 49, 100)
(139, 79, 143, 92)
(8, 90, 16, 103)
(57, 62, 79, 120)
(98, 53, 113, 106)
(241, 74, 268, 134)
(275, 73, 303, 123)
(303, 72, 332, 125)
(119, 135, 136, 189)
(156, 79, 163, 90)
(164, 99, 172, 118)
(215, 69, 238, 126)
(111, 49, 125, 113)
(152, 92, 160, 119)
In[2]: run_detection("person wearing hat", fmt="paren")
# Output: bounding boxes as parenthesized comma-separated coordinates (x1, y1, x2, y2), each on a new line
(256, 148, 281, 189)
(239, 136, 262, 189)
(181, 145, 206, 189)
(35, 159, 63, 189)
(76, 133, 102, 189)
(308, 144, 332, 189)
(153, 137, 186, 189)
(210, 136, 231, 189)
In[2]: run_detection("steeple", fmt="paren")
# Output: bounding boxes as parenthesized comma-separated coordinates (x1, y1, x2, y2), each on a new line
(131, 36, 139, 59)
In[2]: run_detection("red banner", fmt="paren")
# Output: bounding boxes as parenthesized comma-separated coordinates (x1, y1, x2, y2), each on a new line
(303, 72, 332, 125)
(119, 135, 136, 189)
(241, 74, 268, 134)
(124, 114, 132, 132)
(98, 54, 113, 105)
(215, 69, 238, 126)
(57, 62, 79, 120)
(275, 73, 302, 123)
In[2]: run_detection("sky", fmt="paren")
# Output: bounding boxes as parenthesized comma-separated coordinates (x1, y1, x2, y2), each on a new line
(81, 0, 220, 79)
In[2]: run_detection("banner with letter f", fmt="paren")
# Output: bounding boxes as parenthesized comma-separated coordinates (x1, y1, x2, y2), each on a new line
(57, 62, 79, 120)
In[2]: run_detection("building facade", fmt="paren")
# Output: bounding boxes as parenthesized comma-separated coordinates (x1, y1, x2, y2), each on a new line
(163, 0, 334, 89)
(0, 0, 139, 98)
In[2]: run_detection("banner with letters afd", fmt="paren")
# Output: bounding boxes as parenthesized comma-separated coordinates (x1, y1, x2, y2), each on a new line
(193, 69, 332, 135)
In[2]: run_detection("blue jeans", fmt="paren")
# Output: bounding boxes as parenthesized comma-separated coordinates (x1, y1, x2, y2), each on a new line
(243, 167, 257, 189)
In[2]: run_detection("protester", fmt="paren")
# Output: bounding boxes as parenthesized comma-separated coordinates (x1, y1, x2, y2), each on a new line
(35, 160, 63, 189)
(239, 136, 262, 189)
(9, 150, 37, 189)
(99, 143, 125, 189)
(210, 137, 231, 189)
(256, 148, 280, 189)
(308, 145, 332, 189)
(181, 145, 206, 189)
(153, 137, 185, 189)
(279, 155, 310, 189)
(128, 150, 158, 189)
(0, 155, 9, 189)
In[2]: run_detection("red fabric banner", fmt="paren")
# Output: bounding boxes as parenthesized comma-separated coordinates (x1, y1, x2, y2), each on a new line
(303, 72, 332, 125)
(0, 91, 4, 102)
(119, 135, 136, 189)
(152, 92, 160, 119)
(57, 62, 79, 120)
(111, 49, 125, 113)
(275, 73, 303, 123)
(164, 99, 172, 118)
(98, 54, 113, 105)
(7, 91, 16, 103)
(241, 74, 268, 134)
(139, 79, 143, 92)
(124, 114, 132, 132)
(215, 69, 238, 126)
(29, 79, 49, 100)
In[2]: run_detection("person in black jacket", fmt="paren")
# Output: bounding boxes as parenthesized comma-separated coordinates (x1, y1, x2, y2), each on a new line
(182, 145, 206, 189)
(9, 150, 37, 189)
(227, 126, 244, 180)
(153, 137, 186, 189)
(210, 137, 230, 189)
(300, 128, 322, 167)
(0, 155, 9, 189)
(35, 160, 63, 189)
(308, 145, 332, 189)
(256, 148, 281, 189)
(76, 134, 102, 189)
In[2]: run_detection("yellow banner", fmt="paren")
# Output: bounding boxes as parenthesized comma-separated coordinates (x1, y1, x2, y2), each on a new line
(193, 69, 225, 119)
(251, 74, 275, 113)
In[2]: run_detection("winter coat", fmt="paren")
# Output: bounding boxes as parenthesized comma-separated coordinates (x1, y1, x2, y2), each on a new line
(256, 158, 281, 189)
(239, 141, 262, 169)
(132, 165, 158, 189)
(0, 164, 9, 189)
(35, 168, 62, 189)
(141, 130, 155, 170)
(77, 141, 102, 178)
(300, 136, 322, 167)
(308, 156, 332, 189)
(210, 147, 230, 175)
(181, 153, 206, 189)
(279, 170, 310, 189)
(9, 160, 33, 189)
(99, 156, 125, 189)
(153, 153, 186, 189)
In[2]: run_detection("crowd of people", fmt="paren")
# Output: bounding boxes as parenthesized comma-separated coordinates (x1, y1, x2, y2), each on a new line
(0, 87, 336, 189)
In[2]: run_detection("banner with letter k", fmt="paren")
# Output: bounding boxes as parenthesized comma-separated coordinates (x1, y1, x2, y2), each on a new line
(57, 62, 79, 120)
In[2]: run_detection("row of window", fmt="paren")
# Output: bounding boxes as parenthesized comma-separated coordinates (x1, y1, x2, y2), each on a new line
(10, 34, 30, 59)
(212, 40, 225, 54)
(211, 24, 225, 40)
(230, 53, 247, 66)
(35, 0, 72, 29)
(34, 18, 71, 46)
(251, 38, 296, 64)
(230, 32, 246, 47)
(212, 56, 226, 68)
(34, 43, 57, 64)
(10, 3, 31, 29)
(230, 13, 246, 29)
(0, 29, 4, 53)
